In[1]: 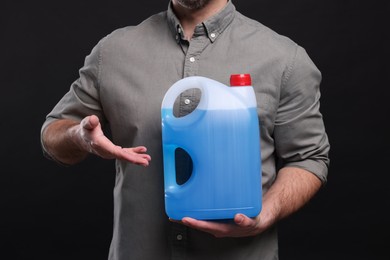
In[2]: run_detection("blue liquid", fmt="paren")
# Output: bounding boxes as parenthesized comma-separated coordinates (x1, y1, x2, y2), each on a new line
(162, 107, 262, 220)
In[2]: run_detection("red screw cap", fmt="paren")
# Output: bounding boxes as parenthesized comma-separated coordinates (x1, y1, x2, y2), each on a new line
(230, 74, 252, 87)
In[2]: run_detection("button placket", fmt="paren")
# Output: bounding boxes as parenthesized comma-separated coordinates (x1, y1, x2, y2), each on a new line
(183, 36, 206, 77)
(169, 222, 188, 259)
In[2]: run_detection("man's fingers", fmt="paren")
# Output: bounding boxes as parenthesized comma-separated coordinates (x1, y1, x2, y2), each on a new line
(81, 115, 100, 130)
(234, 214, 253, 227)
(132, 146, 148, 153)
(116, 146, 151, 166)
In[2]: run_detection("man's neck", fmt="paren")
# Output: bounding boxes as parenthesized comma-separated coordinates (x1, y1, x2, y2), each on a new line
(172, 0, 228, 40)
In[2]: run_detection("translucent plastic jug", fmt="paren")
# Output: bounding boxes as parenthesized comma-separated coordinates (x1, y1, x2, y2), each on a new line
(161, 74, 262, 220)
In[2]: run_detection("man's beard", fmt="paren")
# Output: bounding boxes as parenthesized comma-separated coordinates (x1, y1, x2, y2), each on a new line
(176, 0, 212, 10)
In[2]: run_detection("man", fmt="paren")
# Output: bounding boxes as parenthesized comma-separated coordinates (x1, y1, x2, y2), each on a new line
(41, 0, 330, 259)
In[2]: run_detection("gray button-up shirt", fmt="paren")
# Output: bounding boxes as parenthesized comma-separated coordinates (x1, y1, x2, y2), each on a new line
(41, 1, 330, 259)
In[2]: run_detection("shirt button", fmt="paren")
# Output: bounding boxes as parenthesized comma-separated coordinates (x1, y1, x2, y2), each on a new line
(176, 234, 183, 241)
(189, 57, 195, 62)
(184, 99, 191, 105)
(210, 33, 216, 38)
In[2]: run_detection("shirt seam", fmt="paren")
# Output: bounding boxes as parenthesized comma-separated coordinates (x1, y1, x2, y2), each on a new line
(96, 36, 105, 92)
(281, 43, 299, 90)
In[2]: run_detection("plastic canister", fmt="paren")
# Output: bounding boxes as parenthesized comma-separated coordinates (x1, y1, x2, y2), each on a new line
(161, 74, 262, 220)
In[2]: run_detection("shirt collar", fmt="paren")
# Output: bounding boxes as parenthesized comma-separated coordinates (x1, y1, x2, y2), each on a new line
(167, 0, 235, 43)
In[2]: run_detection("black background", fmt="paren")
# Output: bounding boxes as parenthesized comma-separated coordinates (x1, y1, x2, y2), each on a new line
(1, 0, 389, 259)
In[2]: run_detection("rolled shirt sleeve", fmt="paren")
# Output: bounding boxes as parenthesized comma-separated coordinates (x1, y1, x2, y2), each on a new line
(274, 46, 330, 183)
(40, 38, 105, 159)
